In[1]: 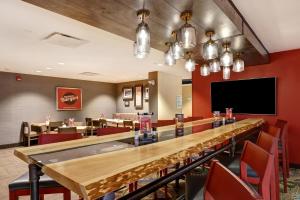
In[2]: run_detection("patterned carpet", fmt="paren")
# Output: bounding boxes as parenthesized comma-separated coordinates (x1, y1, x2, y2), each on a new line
(281, 168, 300, 200)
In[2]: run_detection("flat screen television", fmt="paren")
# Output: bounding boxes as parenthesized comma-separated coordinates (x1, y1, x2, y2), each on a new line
(211, 77, 276, 115)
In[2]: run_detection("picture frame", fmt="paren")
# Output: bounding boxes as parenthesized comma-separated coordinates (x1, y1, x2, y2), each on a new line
(56, 87, 82, 110)
(122, 87, 133, 100)
(134, 85, 143, 109)
(144, 87, 149, 100)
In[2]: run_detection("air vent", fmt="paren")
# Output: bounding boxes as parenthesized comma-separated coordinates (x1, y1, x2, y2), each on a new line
(79, 72, 100, 76)
(44, 32, 88, 48)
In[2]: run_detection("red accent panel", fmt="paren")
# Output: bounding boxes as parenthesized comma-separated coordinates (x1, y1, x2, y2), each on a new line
(192, 49, 300, 164)
(38, 133, 82, 145)
(97, 127, 131, 136)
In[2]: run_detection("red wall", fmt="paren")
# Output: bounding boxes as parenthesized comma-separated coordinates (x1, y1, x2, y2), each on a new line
(192, 49, 300, 165)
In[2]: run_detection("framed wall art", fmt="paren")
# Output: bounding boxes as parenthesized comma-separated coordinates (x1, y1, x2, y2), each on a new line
(122, 87, 133, 100)
(56, 87, 82, 110)
(134, 85, 143, 109)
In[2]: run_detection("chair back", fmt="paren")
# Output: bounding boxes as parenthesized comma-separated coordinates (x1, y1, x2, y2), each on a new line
(275, 119, 288, 141)
(22, 122, 30, 134)
(58, 127, 77, 133)
(123, 120, 133, 128)
(266, 125, 280, 138)
(49, 121, 63, 131)
(99, 118, 107, 128)
(256, 131, 279, 200)
(204, 160, 262, 200)
(85, 118, 92, 126)
(97, 127, 131, 136)
(240, 141, 274, 200)
(92, 119, 101, 127)
(38, 133, 82, 145)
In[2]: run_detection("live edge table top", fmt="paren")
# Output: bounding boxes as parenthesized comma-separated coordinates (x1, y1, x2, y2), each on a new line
(14, 118, 264, 199)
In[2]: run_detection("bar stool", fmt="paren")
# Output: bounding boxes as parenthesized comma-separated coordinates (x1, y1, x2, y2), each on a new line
(204, 160, 263, 200)
(274, 119, 289, 192)
(9, 133, 82, 200)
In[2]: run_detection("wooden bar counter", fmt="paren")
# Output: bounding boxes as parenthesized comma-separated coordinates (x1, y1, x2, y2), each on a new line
(14, 118, 264, 199)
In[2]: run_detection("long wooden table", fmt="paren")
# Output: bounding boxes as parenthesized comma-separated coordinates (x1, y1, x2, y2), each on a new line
(14, 118, 264, 199)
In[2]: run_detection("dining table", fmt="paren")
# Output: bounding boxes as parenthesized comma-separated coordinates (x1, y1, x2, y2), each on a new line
(15, 117, 264, 200)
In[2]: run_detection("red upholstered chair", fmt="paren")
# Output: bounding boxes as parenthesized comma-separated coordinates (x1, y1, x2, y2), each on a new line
(240, 141, 274, 200)
(97, 127, 131, 136)
(9, 133, 83, 200)
(204, 160, 262, 200)
(274, 119, 289, 192)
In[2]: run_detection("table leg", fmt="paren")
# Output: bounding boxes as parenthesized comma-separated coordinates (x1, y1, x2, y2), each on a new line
(29, 164, 43, 200)
(230, 137, 236, 158)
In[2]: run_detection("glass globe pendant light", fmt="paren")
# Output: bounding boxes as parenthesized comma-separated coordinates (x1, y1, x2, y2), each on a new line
(135, 8, 150, 58)
(209, 59, 221, 72)
(164, 42, 176, 66)
(203, 31, 218, 60)
(223, 66, 231, 80)
(133, 42, 146, 59)
(171, 31, 184, 59)
(220, 42, 233, 67)
(185, 52, 196, 72)
(179, 11, 197, 49)
(200, 63, 210, 76)
(233, 52, 245, 72)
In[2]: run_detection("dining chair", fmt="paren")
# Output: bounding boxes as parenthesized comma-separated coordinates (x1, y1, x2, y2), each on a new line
(204, 160, 263, 200)
(99, 118, 108, 128)
(9, 133, 83, 200)
(48, 121, 63, 131)
(58, 126, 77, 133)
(123, 120, 134, 129)
(21, 122, 39, 147)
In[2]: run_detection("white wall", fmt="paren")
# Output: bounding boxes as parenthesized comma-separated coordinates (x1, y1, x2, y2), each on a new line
(157, 72, 182, 120)
(182, 84, 192, 117)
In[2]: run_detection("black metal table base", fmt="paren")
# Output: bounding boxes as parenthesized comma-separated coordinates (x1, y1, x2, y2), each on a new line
(29, 163, 43, 200)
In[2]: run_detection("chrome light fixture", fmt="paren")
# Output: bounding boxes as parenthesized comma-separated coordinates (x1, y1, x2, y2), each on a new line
(220, 42, 233, 67)
(164, 42, 176, 66)
(223, 66, 231, 80)
(179, 11, 196, 49)
(233, 52, 245, 72)
(135, 8, 150, 58)
(203, 31, 218, 60)
(200, 63, 210, 76)
(185, 52, 196, 72)
(171, 31, 184, 59)
(209, 59, 221, 73)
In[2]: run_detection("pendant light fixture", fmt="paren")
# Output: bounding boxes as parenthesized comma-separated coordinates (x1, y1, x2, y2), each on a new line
(133, 42, 146, 59)
(203, 31, 218, 60)
(164, 42, 176, 66)
(171, 31, 184, 59)
(220, 42, 233, 67)
(185, 52, 196, 72)
(209, 59, 221, 72)
(135, 3, 150, 59)
(233, 52, 245, 72)
(179, 10, 196, 49)
(223, 66, 231, 80)
(200, 63, 210, 76)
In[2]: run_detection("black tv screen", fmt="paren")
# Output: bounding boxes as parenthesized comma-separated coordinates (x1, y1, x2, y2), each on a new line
(211, 77, 276, 115)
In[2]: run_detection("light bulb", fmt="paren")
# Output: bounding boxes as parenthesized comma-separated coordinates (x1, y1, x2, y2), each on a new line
(209, 59, 221, 72)
(233, 58, 245, 72)
(135, 22, 150, 58)
(200, 63, 210, 76)
(180, 23, 196, 49)
(165, 46, 176, 66)
(220, 50, 233, 67)
(185, 58, 195, 72)
(172, 42, 184, 59)
(223, 66, 231, 80)
(203, 41, 218, 60)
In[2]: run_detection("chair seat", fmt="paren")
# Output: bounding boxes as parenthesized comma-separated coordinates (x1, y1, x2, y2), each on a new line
(217, 154, 258, 178)
(9, 172, 62, 191)
(24, 131, 39, 137)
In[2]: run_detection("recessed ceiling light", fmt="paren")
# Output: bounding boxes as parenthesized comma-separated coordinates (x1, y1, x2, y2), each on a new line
(58, 62, 64, 65)
(46, 67, 53, 70)
(36, 70, 42, 73)
(157, 63, 163, 67)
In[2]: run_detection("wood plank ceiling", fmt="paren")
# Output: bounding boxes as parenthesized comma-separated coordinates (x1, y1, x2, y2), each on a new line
(22, 0, 269, 67)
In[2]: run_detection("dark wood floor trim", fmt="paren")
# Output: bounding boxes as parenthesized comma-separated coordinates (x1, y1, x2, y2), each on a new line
(0, 142, 22, 149)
